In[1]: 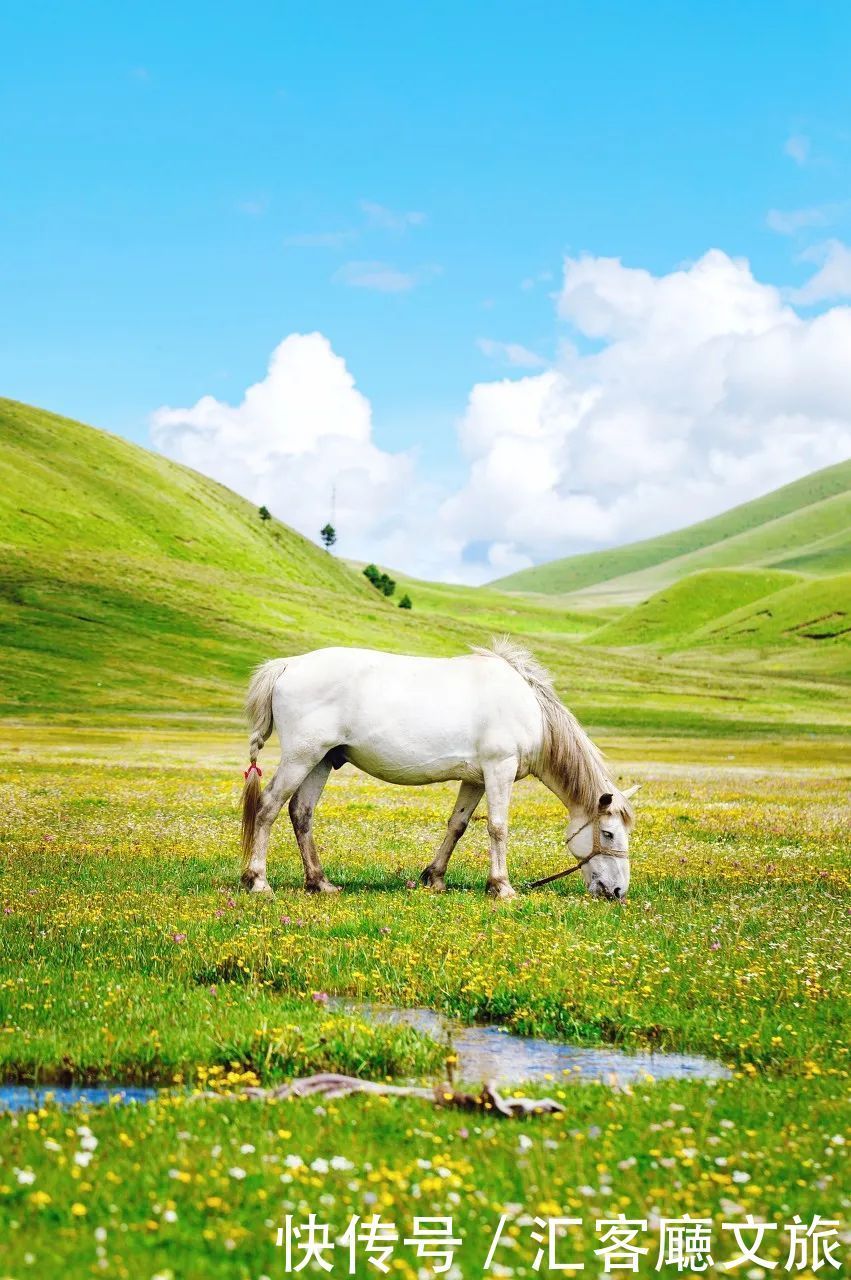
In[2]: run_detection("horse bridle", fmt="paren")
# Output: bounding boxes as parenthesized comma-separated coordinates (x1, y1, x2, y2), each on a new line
(528, 812, 629, 890)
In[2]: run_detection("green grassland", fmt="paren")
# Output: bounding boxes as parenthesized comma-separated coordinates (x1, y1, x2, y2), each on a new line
(0, 728, 848, 1276)
(493, 458, 851, 599)
(0, 400, 849, 1276)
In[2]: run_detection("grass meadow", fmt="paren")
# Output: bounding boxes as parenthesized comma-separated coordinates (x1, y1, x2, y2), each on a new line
(0, 724, 848, 1277)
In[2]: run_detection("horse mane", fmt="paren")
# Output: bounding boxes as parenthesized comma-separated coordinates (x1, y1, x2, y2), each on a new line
(473, 637, 634, 827)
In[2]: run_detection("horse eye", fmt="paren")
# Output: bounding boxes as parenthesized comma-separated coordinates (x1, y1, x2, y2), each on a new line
(602, 830, 614, 840)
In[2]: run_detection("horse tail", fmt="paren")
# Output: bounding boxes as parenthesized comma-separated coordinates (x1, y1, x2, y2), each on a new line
(241, 659, 288, 876)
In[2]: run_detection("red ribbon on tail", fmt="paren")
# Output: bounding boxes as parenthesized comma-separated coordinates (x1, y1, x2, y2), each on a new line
(244, 763, 263, 780)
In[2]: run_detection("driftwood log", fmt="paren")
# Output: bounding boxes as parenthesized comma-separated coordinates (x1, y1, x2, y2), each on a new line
(200, 1073, 564, 1118)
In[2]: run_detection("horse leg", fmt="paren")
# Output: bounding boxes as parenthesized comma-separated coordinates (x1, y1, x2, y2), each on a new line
(483, 758, 518, 899)
(420, 781, 484, 891)
(288, 757, 339, 893)
(242, 754, 320, 894)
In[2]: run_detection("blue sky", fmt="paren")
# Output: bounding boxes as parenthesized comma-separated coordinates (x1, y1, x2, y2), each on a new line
(3, 2, 851, 579)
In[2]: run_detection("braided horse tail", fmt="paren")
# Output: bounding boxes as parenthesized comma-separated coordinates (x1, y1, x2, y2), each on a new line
(240, 659, 288, 877)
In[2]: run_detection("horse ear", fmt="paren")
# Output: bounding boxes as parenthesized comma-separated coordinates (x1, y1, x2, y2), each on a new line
(598, 793, 613, 811)
(622, 784, 641, 799)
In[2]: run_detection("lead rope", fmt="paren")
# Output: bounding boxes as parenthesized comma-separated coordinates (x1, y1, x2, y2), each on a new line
(528, 814, 629, 890)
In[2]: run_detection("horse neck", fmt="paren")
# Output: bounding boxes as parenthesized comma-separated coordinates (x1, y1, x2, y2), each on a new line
(536, 700, 612, 816)
(538, 766, 593, 819)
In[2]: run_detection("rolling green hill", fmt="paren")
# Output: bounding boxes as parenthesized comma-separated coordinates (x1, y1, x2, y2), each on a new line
(346, 561, 615, 639)
(0, 399, 847, 737)
(581, 564, 850, 691)
(566, 490, 851, 608)
(0, 400, 665, 729)
(0, 398, 366, 593)
(493, 460, 851, 600)
(692, 573, 851, 648)
(0, 398, 432, 717)
(587, 569, 801, 647)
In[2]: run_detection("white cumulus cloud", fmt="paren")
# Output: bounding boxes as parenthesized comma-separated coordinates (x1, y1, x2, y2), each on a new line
(151, 251, 851, 585)
(438, 249, 851, 576)
(151, 333, 419, 563)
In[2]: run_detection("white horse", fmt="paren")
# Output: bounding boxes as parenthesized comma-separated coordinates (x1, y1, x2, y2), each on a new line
(240, 639, 636, 900)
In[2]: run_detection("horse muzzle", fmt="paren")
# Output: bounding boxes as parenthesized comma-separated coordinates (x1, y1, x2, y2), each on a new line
(591, 880, 626, 901)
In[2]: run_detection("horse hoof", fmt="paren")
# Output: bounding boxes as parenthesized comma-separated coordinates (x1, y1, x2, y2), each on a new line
(487, 880, 517, 900)
(249, 880, 275, 896)
(420, 867, 446, 891)
(307, 880, 341, 894)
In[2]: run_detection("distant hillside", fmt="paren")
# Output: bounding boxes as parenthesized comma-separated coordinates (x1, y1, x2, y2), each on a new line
(584, 567, 850, 683)
(0, 401, 659, 727)
(1, 400, 846, 736)
(493, 460, 851, 600)
(345, 561, 614, 640)
(573, 490, 850, 607)
(0, 399, 410, 716)
(693, 573, 851, 649)
(0, 399, 363, 594)
(586, 569, 800, 647)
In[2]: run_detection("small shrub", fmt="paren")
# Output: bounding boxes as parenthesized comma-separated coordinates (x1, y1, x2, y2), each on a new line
(363, 565, 396, 597)
(398, 593, 412, 610)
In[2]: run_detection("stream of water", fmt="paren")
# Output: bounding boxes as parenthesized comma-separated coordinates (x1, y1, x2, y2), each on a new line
(329, 1000, 731, 1087)
(0, 1002, 729, 1111)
